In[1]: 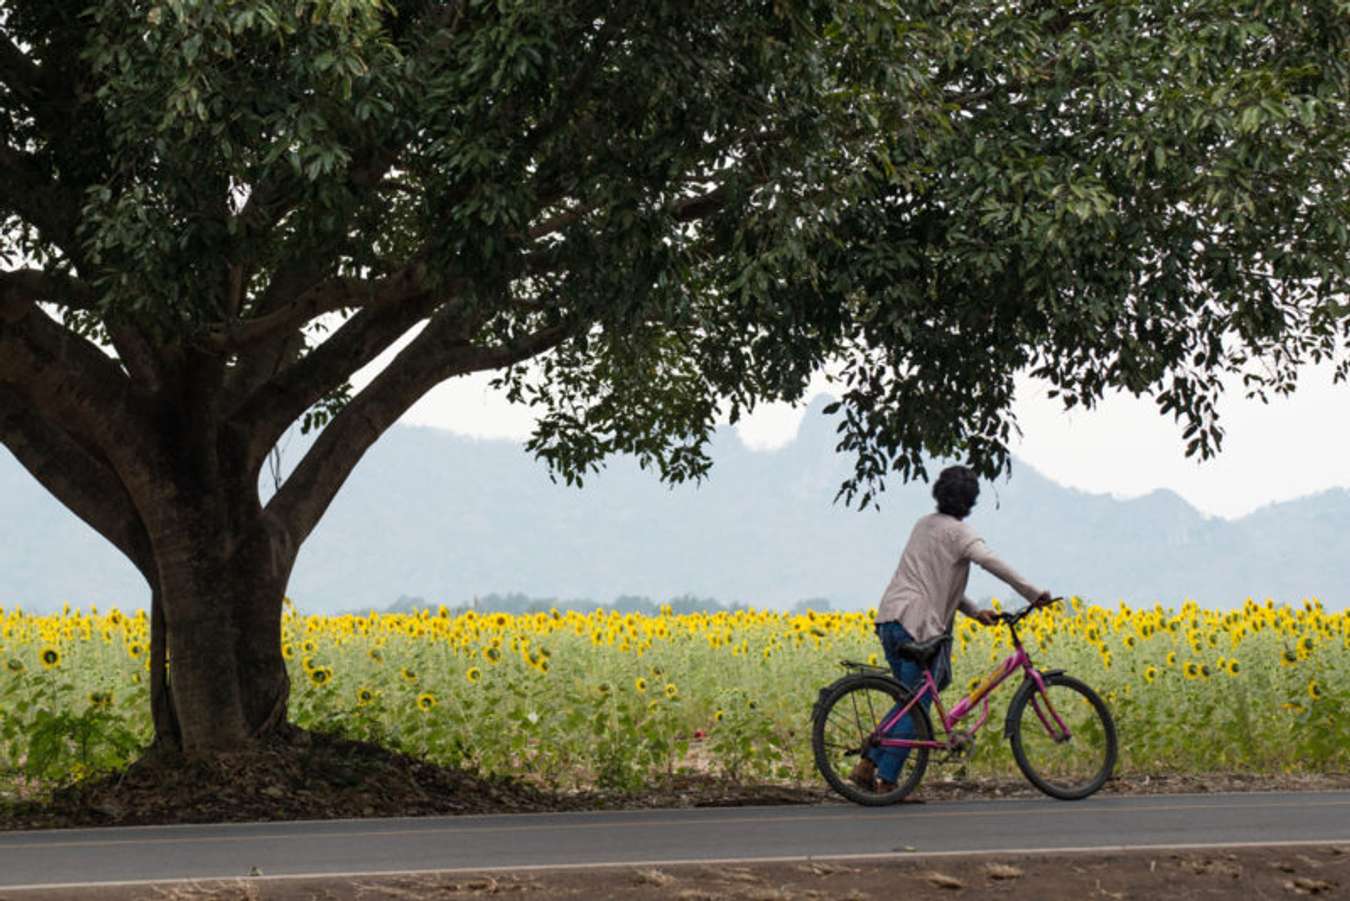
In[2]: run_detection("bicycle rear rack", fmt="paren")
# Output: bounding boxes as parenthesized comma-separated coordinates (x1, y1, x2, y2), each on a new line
(839, 658, 890, 675)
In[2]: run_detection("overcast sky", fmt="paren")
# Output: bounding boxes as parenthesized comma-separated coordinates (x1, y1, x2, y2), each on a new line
(355, 346, 1350, 521)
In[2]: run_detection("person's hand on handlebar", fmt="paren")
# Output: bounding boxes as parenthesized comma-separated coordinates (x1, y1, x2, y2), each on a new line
(974, 608, 1000, 626)
(1034, 591, 1054, 608)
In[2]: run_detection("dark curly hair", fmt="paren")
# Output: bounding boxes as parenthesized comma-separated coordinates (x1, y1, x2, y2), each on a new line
(933, 465, 979, 519)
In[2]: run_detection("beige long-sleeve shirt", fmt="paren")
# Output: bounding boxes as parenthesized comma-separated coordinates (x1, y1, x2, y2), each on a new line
(875, 512, 1043, 640)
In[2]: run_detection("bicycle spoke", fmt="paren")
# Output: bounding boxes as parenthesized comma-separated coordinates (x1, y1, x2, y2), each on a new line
(1014, 678, 1114, 798)
(813, 676, 933, 806)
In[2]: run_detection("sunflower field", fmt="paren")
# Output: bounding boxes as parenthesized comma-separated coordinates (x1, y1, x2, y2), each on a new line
(1, 598, 1346, 796)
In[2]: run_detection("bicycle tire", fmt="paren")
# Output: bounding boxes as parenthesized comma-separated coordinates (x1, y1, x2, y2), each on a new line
(811, 674, 931, 806)
(1007, 672, 1117, 800)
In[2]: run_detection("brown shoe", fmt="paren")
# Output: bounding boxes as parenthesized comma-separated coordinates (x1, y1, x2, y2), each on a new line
(848, 757, 876, 790)
(876, 779, 898, 793)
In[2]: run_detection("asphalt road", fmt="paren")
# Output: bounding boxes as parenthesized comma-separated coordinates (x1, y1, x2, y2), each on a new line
(0, 791, 1346, 891)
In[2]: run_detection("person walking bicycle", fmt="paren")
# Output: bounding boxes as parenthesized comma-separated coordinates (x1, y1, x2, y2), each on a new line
(851, 465, 1052, 793)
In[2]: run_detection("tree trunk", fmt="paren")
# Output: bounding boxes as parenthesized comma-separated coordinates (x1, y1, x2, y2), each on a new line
(147, 503, 296, 752)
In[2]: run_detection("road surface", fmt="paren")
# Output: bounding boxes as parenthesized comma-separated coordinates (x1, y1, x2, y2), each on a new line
(0, 790, 1346, 891)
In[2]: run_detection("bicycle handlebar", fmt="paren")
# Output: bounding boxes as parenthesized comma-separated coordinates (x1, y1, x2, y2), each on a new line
(995, 596, 1063, 626)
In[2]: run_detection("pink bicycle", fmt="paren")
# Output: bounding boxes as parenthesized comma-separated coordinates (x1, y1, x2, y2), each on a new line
(812, 599, 1118, 804)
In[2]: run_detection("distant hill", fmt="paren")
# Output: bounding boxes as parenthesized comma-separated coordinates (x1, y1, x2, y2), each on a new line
(3, 395, 1347, 612)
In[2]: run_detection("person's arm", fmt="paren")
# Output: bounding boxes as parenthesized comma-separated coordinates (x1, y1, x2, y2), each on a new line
(962, 538, 1043, 604)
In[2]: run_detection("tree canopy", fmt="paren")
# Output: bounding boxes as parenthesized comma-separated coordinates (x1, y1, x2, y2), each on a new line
(1, 0, 1347, 749)
(4, 1, 1348, 506)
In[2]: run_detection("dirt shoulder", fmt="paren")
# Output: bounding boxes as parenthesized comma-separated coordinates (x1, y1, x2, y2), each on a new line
(3, 844, 1347, 900)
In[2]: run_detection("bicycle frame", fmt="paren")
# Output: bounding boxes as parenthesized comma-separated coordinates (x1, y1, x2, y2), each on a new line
(870, 639, 1070, 751)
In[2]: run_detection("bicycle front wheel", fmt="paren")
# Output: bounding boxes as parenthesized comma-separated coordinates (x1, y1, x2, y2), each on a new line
(1008, 673, 1117, 800)
(812, 674, 931, 806)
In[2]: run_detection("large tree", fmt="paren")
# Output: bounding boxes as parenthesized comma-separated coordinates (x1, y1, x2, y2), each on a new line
(1, 0, 1346, 753)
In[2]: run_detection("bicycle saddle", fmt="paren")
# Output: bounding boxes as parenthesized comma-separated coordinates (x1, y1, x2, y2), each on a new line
(894, 634, 950, 665)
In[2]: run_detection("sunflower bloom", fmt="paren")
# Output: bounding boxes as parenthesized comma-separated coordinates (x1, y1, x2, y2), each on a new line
(416, 692, 437, 712)
(38, 646, 61, 669)
(466, 667, 482, 685)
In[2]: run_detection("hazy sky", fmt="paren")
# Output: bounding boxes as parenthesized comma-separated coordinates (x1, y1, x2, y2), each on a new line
(353, 339, 1350, 520)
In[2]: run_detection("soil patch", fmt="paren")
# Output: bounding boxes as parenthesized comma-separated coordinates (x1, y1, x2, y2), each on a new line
(2, 730, 1348, 831)
(3, 845, 1348, 899)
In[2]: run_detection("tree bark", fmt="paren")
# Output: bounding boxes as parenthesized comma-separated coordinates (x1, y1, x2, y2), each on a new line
(144, 495, 296, 752)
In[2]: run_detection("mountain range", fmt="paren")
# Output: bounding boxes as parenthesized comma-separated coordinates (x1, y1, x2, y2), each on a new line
(3, 396, 1347, 613)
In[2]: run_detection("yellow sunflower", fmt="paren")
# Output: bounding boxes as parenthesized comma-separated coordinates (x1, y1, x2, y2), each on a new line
(307, 666, 333, 687)
(355, 686, 375, 706)
(416, 692, 437, 712)
(634, 677, 647, 694)
(38, 646, 61, 670)
(466, 667, 482, 685)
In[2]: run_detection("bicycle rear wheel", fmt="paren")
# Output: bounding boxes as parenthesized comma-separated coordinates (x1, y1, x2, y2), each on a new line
(811, 674, 931, 806)
(1008, 673, 1117, 800)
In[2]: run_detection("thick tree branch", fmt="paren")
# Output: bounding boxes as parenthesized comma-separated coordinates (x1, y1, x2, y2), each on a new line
(225, 146, 407, 397)
(0, 269, 165, 394)
(269, 312, 580, 546)
(202, 261, 442, 352)
(0, 31, 45, 110)
(0, 384, 152, 574)
(0, 145, 85, 263)
(107, 324, 163, 392)
(229, 290, 447, 474)
(0, 268, 94, 314)
(0, 303, 156, 481)
(224, 257, 332, 400)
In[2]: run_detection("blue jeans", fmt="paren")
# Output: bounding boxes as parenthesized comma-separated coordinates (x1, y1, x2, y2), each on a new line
(866, 621, 952, 783)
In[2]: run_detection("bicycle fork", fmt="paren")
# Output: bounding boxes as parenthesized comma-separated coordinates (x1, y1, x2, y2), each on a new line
(1004, 668, 1072, 743)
